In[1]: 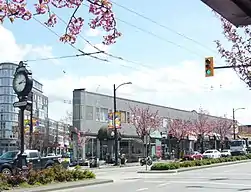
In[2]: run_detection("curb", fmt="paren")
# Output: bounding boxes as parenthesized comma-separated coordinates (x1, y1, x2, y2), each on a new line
(78, 163, 140, 170)
(10, 179, 114, 192)
(137, 160, 251, 174)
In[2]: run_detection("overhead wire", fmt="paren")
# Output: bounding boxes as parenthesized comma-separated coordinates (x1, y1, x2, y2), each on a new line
(51, 11, 213, 90)
(30, 17, 146, 71)
(31, 14, 206, 89)
(81, 3, 205, 59)
(30, 10, 227, 92)
(54, 11, 152, 69)
(110, 0, 218, 54)
(33, 17, 108, 63)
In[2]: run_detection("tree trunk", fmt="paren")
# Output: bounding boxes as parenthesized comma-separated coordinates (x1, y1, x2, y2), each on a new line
(201, 138, 204, 153)
(177, 140, 181, 159)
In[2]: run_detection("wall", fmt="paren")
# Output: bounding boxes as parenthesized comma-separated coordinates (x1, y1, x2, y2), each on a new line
(72, 89, 231, 137)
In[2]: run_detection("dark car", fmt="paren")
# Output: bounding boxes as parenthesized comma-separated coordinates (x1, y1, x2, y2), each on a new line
(0, 150, 62, 175)
(183, 151, 203, 161)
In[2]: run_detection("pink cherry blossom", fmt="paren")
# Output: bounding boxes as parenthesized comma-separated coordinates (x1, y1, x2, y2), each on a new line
(213, 117, 232, 148)
(215, 14, 251, 87)
(130, 106, 162, 138)
(0, 0, 121, 45)
(168, 119, 193, 141)
(193, 108, 214, 136)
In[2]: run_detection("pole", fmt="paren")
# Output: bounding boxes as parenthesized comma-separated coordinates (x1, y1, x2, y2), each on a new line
(233, 108, 236, 140)
(91, 138, 94, 157)
(20, 108, 25, 154)
(29, 92, 33, 149)
(55, 122, 58, 155)
(113, 84, 118, 166)
(17, 107, 25, 169)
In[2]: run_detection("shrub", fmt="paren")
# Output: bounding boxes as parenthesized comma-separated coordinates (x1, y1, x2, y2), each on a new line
(246, 154, 251, 159)
(0, 174, 10, 191)
(0, 164, 96, 190)
(151, 155, 251, 171)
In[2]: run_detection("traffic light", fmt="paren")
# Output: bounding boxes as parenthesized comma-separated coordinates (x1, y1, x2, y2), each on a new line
(205, 57, 214, 77)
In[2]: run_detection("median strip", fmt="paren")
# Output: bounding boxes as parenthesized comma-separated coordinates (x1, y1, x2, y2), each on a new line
(138, 155, 251, 174)
(11, 179, 114, 192)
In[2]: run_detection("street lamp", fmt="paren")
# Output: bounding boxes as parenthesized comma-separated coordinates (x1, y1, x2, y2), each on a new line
(113, 82, 132, 166)
(233, 108, 245, 140)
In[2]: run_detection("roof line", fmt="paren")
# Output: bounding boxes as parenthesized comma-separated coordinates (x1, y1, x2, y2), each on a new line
(85, 91, 231, 121)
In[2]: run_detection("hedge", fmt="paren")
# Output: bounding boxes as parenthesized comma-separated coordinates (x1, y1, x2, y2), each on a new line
(151, 154, 251, 170)
(0, 165, 95, 191)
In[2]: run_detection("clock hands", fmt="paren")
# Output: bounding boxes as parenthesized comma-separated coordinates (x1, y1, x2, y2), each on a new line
(18, 80, 25, 85)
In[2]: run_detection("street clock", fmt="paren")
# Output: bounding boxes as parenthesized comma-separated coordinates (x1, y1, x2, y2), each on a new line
(13, 64, 33, 97)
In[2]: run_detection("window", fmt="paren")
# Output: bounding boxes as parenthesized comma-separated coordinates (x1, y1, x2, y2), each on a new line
(86, 106, 93, 120)
(0, 151, 18, 160)
(127, 112, 130, 123)
(100, 108, 108, 122)
(73, 105, 80, 119)
(96, 107, 100, 121)
(29, 152, 38, 158)
(120, 111, 126, 123)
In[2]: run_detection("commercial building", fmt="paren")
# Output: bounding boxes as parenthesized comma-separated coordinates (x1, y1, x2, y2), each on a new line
(0, 62, 69, 155)
(72, 88, 232, 161)
(0, 63, 19, 154)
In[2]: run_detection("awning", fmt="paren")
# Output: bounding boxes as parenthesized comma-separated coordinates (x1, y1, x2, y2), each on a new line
(201, 0, 251, 27)
(150, 130, 162, 139)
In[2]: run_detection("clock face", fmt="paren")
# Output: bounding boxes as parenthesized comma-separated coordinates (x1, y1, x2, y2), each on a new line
(13, 73, 27, 93)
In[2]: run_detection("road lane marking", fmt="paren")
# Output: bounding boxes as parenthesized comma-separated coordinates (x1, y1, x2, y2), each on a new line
(144, 180, 163, 183)
(158, 183, 169, 187)
(136, 188, 148, 191)
(170, 181, 251, 187)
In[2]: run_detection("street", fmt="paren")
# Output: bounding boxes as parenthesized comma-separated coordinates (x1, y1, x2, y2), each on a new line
(55, 162, 251, 191)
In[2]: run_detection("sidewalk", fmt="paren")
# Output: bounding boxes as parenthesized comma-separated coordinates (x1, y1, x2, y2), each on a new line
(10, 179, 113, 192)
(84, 160, 172, 169)
(71, 162, 140, 170)
(138, 159, 251, 174)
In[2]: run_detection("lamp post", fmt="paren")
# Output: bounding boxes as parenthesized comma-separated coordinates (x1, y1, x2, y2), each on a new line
(233, 108, 245, 139)
(113, 82, 132, 166)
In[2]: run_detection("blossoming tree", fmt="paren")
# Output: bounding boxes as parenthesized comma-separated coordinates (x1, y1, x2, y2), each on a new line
(130, 106, 162, 156)
(0, 0, 121, 45)
(168, 119, 193, 158)
(214, 116, 232, 149)
(130, 106, 162, 139)
(215, 16, 251, 87)
(193, 108, 214, 153)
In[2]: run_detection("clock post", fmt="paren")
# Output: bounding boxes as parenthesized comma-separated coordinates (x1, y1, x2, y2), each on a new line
(13, 61, 33, 169)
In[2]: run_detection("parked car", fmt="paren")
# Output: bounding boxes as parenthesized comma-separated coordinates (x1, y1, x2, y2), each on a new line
(0, 150, 62, 175)
(203, 149, 221, 159)
(221, 149, 231, 157)
(183, 151, 203, 161)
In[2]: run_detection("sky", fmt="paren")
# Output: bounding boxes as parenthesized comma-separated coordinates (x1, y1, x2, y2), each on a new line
(0, 0, 250, 124)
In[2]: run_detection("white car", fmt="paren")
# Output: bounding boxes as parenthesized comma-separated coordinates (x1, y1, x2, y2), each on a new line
(221, 149, 231, 157)
(203, 150, 221, 159)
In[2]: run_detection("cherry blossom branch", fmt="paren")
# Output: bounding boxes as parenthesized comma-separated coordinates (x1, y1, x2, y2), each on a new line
(129, 106, 161, 138)
(0, 0, 121, 45)
(215, 14, 251, 87)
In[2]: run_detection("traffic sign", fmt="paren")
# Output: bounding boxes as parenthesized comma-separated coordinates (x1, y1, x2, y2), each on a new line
(13, 101, 28, 108)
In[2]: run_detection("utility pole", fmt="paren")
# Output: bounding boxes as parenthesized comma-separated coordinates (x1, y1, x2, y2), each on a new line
(233, 108, 236, 140)
(113, 82, 132, 166)
(113, 84, 118, 166)
(232, 107, 245, 140)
